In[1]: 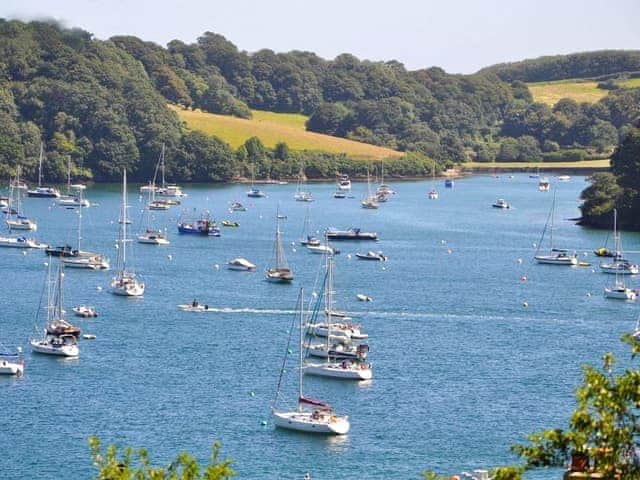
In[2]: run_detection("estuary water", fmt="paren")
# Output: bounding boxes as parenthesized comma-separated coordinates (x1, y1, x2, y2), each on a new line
(2, 174, 639, 479)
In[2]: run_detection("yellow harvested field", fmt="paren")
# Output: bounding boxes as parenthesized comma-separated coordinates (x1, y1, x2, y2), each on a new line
(169, 105, 402, 160)
(527, 80, 608, 106)
(464, 160, 610, 169)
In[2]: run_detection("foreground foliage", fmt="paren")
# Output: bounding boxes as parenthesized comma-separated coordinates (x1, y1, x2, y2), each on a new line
(512, 336, 640, 479)
(89, 437, 235, 480)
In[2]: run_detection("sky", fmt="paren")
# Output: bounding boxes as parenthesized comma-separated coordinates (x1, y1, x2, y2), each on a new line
(1, 0, 639, 74)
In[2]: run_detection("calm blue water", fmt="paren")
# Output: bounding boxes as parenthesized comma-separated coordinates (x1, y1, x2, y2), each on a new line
(2, 175, 639, 479)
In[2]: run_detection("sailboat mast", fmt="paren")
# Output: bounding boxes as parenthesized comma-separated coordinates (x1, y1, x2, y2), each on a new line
(38, 143, 43, 187)
(160, 144, 166, 189)
(121, 170, 128, 269)
(550, 189, 556, 250)
(77, 202, 83, 251)
(67, 156, 71, 191)
(275, 212, 281, 268)
(326, 252, 333, 356)
(298, 287, 304, 408)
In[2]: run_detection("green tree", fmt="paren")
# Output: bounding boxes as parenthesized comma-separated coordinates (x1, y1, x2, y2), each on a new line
(513, 336, 640, 479)
(88, 436, 235, 480)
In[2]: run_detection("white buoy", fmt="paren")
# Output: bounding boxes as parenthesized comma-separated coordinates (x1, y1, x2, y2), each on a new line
(44, 262, 49, 267)
(167, 254, 172, 261)
(346, 254, 351, 259)
(532, 243, 537, 248)
(447, 249, 452, 254)
(517, 258, 522, 264)
(96, 286, 102, 291)
(311, 292, 318, 298)
(586, 292, 591, 297)
(214, 264, 219, 270)
(381, 266, 386, 271)
(441, 240, 446, 244)
(292, 248, 296, 253)
(115, 244, 119, 249)
(591, 269, 596, 273)
(583, 252, 588, 257)
(22, 251, 27, 256)
(522, 301, 529, 307)
(291, 242, 295, 246)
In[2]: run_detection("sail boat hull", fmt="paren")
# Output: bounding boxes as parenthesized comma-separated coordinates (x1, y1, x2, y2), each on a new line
(110, 277, 145, 296)
(6, 219, 37, 231)
(604, 286, 637, 300)
(27, 188, 60, 198)
(30, 339, 79, 357)
(534, 254, 578, 265)
(305, 362, 372, 380)
(266, 269, 293, 282)
(272, 411, 350, 434)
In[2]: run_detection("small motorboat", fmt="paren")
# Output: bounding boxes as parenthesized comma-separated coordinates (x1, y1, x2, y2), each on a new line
(356, 293, 372, 302)
(300, 235, 320, 246)
(230, 202, 246, 212)
(327, 228, 377, 241)
(355, 251, 387, 261)
(492, 198, 510, 209)
(247, 187, 266, 198)
(82, 334, 96, 340)
(0, 348, 24, 376)
(444, 179, 454, 188)
(0, 236, 48, 249)
(221, 220, 239, 227)
(148, 199, 172, 211)
(594, 247, 616, 258)
(227, 257, 256, 271)
(333, 190, 346, 199)
(72, 306, 98, 318)
(557, 175, 571, 182)
(178, 302, 213, 312)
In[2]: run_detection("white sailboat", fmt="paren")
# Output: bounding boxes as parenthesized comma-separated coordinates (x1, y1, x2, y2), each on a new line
(294, 163, 313, 202)
(305, 253, 372, 380)
(299, 205, 319, 246)
(57, 156, 90, 207)
(247, 164, 266, 198)
(600, 209, 639, 276)
(30, 259, 80, 357)
(61, 202, 109, 270)
(266, 209, 293, 283)
(604, 210, 638, 300)
(138, 188, 170, 245)
(27, 143, 60, 198)
(110, 170, 145, 296)
(155, 145, 186, 198)
(361, 168, 379, 209)
(272, 288, 350, 435)
(534, 189, 577, 266)
(428, 163, 438, 200)
(376, 163, 394, 197)
(5, 168, 37, 231)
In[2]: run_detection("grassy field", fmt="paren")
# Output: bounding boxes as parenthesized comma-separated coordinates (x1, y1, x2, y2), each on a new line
(527, 77, 640, 106)
(464, 159, 610, 169)
(527, 80, 608, 106)
(169, 105, 402, 160)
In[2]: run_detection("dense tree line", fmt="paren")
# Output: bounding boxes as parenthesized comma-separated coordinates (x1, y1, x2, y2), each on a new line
(580, 122, 640, 230)
(479, 50, 640, 83)
(0, 19, 639, 183)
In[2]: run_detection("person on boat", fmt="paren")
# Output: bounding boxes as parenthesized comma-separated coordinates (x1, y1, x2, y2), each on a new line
(192, 299, 199, 308)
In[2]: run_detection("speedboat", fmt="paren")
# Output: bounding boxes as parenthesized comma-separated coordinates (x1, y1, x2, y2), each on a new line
(221, 220, 239, 227)
(355, 251, 387, 261)
(333, 190, 346, 199)
(230, 202, 246, 212)
(492, 198, 510, 209)
(72, 305, 98, 317)
(31, 334, 79, 357)
(356, 293, 372, 302)
(428, 189, 438, 200)
(178, 302, 213, 312)
(327, 228, 377, 241)
(227, 257, 256, 271)
(557, 175, 571, 182)
(0, 236, 48, 249)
